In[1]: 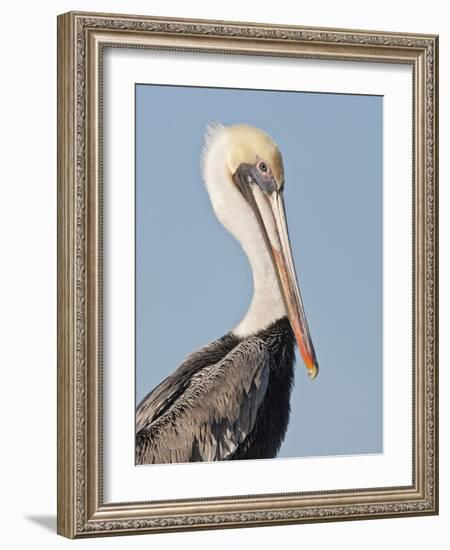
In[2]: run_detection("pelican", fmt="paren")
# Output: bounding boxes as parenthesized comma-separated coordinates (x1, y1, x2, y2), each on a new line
(136, 123, 318, 464)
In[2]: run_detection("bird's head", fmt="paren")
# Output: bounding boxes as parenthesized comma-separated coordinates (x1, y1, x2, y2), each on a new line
(202, 123, 318, 380)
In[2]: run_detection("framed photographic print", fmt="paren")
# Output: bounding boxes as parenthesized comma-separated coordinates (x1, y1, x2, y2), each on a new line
(57, 11, 439, 538)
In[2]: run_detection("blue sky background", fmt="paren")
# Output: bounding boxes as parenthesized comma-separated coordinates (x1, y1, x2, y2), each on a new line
(135, 84, 383, 458)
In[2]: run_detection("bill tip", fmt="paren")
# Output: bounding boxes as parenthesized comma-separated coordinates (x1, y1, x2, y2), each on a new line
(308, 363, 319, 380)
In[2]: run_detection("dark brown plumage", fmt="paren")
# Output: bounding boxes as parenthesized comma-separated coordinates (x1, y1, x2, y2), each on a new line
(136, 317, 295, 464)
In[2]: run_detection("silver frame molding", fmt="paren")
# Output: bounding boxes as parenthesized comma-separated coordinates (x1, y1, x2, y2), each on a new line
(57, 11, 439, 538)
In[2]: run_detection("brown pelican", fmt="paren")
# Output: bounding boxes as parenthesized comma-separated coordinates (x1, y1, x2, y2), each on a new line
(136, 123, 318, 464)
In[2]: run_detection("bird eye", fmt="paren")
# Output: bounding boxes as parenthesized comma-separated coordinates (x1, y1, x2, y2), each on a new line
(258, 161, 268, 173)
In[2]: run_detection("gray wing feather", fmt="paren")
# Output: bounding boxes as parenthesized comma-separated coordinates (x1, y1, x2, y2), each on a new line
(136, 338, 228, 433)
(136, 337, 270, 464)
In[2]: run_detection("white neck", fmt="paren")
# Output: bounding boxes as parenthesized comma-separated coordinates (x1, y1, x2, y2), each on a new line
(202, 124, 286, 338)
(232, 230, 287, 338)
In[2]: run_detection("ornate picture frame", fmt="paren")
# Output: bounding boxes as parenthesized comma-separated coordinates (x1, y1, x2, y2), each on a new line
(57, 11, 439, 538)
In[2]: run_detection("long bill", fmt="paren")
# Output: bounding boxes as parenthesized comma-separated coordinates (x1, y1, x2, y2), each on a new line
(248, 187, 319, 379)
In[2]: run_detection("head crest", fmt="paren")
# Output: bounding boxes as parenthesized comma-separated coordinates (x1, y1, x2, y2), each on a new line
(202, 123, 284, 186)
